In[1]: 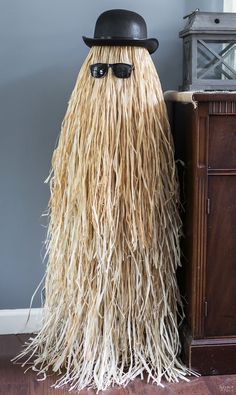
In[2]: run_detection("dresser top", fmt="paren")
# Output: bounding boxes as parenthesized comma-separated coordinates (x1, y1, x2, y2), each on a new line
(164, 90, 236, 107)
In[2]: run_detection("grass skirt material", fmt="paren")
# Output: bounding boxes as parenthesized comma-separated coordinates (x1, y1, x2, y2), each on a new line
(15, 46, 192, 391)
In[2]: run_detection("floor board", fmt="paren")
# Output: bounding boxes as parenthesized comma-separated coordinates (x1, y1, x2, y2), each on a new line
(0, 335, 236, 395)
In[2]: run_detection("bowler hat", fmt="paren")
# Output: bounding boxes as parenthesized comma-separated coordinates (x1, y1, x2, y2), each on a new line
(83, 9, 159, 54)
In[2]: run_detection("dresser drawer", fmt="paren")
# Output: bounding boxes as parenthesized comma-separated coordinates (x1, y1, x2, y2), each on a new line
(208, 116, 236, 169)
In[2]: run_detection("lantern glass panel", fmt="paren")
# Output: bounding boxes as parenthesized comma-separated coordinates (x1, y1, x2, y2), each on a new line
(197, 39, 236, 80)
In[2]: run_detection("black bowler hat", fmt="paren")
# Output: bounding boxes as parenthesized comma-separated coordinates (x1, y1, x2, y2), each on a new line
(83, 9, 159, 54)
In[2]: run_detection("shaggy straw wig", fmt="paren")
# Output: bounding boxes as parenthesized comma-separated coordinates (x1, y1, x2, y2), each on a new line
(15, 46, 191, 391)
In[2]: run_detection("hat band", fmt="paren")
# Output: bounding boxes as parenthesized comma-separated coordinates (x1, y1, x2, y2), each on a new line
(95, 36, 147, 40)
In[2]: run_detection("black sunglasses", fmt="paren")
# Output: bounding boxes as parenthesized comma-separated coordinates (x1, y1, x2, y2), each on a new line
(90, 63, 134, 79)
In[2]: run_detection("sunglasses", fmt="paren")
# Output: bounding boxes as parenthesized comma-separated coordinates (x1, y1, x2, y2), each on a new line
(90, 63, 134, 79)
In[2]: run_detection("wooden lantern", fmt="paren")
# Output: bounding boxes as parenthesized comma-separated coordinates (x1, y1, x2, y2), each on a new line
(180, 11, 236, 91)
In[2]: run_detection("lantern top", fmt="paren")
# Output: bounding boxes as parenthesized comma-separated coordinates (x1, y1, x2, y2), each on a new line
(180, 11, 236, 37)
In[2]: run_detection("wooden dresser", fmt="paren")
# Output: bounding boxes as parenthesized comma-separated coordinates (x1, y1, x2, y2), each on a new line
(168, 92, 236, 375)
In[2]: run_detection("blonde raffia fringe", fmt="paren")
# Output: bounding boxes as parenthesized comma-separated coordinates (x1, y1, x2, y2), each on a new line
(13, 46, 197, 391)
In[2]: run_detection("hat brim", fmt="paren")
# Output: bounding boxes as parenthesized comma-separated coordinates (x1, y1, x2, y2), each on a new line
(82, 36, 159, 54)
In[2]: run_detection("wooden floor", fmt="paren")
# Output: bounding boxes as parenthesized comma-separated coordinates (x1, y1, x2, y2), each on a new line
(1, 335, 236, 395)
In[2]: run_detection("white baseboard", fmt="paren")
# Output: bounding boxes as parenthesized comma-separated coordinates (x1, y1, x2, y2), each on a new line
(0, 308, 43, 335)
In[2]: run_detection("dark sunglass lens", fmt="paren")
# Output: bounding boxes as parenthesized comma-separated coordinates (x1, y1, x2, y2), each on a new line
(113, 64, 133, 78)
(90, 64, 108, 78)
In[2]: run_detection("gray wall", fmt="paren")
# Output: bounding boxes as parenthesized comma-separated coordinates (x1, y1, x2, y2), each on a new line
(0, 0, 224, 309)
(185, 0, 224, 13)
